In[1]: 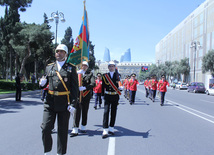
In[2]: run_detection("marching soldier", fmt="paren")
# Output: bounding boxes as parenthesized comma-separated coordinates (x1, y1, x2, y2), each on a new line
(148, 75, 153, 100)
(39, 44, 78, 155)
(123, 75, 129, 99)
(93, 73, 102, 109)
(150, 75, 158, 102)
(128, 73, 139, 105)
(101, 61, 123, 139)
(144, 77, 150, 98)
(157, 75, 169, 106)
(70, 61, 95, 136)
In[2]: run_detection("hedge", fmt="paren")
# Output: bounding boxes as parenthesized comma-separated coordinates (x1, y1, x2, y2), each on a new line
(0, 80, 39, 90)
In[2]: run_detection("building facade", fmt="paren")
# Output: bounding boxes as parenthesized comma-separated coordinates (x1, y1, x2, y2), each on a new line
(103, 47, 111, 62)
(120, 48, 131, 62)
(95, 61, 152, 80)
(155, 0, 214, 88)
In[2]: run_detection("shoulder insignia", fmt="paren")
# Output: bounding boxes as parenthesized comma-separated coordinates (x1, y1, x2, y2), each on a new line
(48, 62, 54, 66)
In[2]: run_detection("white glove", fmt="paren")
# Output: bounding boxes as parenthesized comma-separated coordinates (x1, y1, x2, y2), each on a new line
(119, 86, 124, 91)
(39, 78, 47, 87)
(67, 105, 75, 115)
(77, 69, 84, 74)
(79, 86, 86, 91)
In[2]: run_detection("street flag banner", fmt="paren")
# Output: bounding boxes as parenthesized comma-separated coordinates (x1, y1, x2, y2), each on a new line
(67, 2, 89, 66)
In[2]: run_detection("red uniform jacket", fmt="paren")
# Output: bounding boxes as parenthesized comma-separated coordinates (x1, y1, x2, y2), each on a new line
(128, 79, 139, 91)
(94, 79, 102, 93)
(123, 79, 129, 89)
(150, 80, 158, 90)
(144, 80, 149, 88)
(158, 80, 169, 92)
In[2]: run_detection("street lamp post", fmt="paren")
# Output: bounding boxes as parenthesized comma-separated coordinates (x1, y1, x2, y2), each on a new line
(190, 41, 201, 82)
(49, 11, 66, 45)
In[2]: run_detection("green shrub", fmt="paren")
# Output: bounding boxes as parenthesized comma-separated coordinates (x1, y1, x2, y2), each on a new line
(0, 80, 39, 90)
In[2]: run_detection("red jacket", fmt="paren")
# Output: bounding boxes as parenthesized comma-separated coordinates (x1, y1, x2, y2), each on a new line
(94, 79, 102, 93)
(150, 80, 158, 90)
(158, 80, 169, 92)
(43, 84, 49, 90)
(128, 79, 139, 91)
(144, 80, 149, 88)
(123, 79, 129, 89)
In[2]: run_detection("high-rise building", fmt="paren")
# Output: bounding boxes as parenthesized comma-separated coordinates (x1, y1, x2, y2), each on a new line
(155, 0, 214, 88)
(120, 48, 131, 62)
(103, 47, 110, 62)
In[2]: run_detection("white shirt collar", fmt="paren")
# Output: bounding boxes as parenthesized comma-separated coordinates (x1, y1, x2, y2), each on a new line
(56, 60, 65, 71)
(109, 71, 114, 78)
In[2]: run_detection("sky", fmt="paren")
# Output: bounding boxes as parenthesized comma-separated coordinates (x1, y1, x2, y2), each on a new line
(0, 0, 206, 63)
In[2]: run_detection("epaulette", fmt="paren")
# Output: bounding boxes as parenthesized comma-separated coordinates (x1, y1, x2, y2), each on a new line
(48, 62, 54, 66)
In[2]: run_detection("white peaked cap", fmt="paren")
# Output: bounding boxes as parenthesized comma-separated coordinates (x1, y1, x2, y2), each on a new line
(82, 61, 89, 66)
(108, 61, 115, 66)
(55, 44, 68, 54)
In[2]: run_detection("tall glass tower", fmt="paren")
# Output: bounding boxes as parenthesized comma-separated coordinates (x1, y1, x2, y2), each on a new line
(120, 48, 131, 62)
(103, 48, 111, 62)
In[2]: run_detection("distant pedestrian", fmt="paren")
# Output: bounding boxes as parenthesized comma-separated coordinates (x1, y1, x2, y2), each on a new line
(158, 75, 169, 106)
(41, 82, 49, 102)
(93, 73, 102, 109)
(31, 73, 36, 83)
(15, 72, 22, 101)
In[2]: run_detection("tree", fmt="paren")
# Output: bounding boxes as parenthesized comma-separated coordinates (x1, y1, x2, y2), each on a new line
(178, 58, 190, 82)
(202, 50, 214, 77)
(88, 41, 95, 70)
(0, 0, 32, 80)
(11, 22, 53, 79)
(0, 0, 32, 12)
(61, 27, 73, 53)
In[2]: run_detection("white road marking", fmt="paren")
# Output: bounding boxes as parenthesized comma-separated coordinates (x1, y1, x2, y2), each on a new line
(200, 99, 214, 104)
(107, 137, 115, 155)
(167, 99, 214, 124)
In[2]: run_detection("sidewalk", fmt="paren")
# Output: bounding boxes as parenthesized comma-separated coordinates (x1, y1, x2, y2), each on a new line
(0, 90, 41, 99)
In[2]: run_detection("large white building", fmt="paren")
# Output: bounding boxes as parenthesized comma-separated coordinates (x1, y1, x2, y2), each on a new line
(96, 61, 152, 79)
(155, 0, 214, 88)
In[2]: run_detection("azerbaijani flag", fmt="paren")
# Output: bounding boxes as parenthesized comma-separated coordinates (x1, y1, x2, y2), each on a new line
(67, 3, 89, 66)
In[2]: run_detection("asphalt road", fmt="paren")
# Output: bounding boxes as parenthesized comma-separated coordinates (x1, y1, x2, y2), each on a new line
(0, 86, 214, 155)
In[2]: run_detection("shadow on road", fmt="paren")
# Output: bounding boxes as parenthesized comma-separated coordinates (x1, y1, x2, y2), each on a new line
(0, 98, 43, 114)
(69, 125, 152, 139)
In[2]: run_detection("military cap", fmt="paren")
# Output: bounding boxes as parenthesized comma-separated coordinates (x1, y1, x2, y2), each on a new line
(97, 73, 102, 76)
(131, 73, 136, 77)
(161, 75, 165, 78)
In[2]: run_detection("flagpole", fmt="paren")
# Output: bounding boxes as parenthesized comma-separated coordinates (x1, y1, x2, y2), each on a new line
(79, 0, 86, 103)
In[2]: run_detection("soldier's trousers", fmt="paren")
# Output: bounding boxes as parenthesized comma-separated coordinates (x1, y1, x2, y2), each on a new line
(151, 90, 157, 100)
(129, 90, 136, 103)
(103, 99, 118, 128)
(73, 99, 90, 127)
(41, 107, 70, 154)
(94, 93, 102, 107)
(145, 88, 149, 98)
(160, 92, 166, 104)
